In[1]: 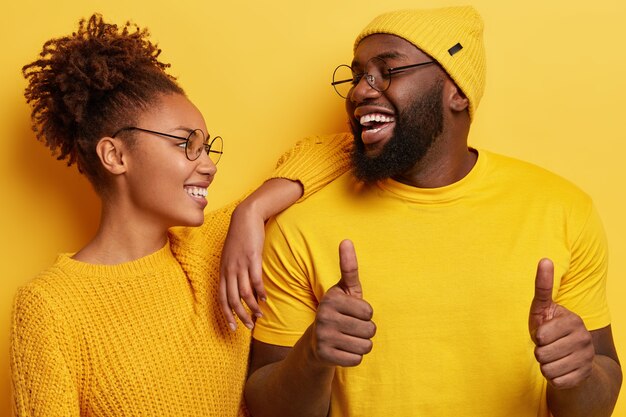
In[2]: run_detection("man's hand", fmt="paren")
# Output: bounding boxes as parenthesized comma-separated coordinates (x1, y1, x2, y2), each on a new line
(529, 258, 596, 389)
(310, 239, 376, 367)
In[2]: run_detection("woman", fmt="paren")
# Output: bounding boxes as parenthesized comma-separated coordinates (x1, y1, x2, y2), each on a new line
(11, 14, 350, 416)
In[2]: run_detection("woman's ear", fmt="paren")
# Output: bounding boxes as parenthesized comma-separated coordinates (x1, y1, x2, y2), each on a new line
(96, 137, 128, 175)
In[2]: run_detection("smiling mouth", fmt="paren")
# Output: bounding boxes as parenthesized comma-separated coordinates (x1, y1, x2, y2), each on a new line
(359, 113, 395, 133)
(184, 186, 207, 198)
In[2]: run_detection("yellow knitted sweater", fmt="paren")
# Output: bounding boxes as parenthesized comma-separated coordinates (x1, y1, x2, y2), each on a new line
(10, 134, 352, 417)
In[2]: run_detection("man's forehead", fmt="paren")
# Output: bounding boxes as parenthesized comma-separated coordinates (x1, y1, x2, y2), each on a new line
(352, 33, 430, 66)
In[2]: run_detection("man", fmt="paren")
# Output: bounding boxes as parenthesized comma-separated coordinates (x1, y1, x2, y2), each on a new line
(245, 6, 622, 416)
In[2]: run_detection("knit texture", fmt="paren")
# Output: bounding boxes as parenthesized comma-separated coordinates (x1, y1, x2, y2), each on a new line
(354, 6, 486, 119)
(10, 133, 352, 417)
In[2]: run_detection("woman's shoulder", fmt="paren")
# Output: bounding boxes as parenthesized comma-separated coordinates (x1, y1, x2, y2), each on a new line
(14, 254, 81, 315)
(14, 251, 128, 320)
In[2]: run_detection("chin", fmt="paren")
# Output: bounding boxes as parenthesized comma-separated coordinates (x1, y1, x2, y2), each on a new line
(363, 143, 386, 158)
(173, 212, 205, 228)
(187, 214, 205, 228)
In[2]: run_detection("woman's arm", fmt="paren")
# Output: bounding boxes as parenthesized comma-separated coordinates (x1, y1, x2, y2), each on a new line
(11, 286, 81, 416)
(269, 133, 352, 200)
(219, 178, 303, 330)
(219, 133, 352, 330)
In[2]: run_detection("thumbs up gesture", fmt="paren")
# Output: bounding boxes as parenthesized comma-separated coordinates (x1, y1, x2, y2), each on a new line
(529, 259, 595, 389)
(310, 240, 376, 367)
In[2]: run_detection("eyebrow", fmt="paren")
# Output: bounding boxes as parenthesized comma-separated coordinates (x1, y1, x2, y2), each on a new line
(351, 51, 409, 68)
(168, 126, 196, 134)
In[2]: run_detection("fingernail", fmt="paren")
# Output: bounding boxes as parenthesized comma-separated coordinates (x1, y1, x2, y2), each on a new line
(228, 323, 236, 332)
(260, 296, 267, 302)
(245, 322, 254, 330)
(255, 312, 263, 318)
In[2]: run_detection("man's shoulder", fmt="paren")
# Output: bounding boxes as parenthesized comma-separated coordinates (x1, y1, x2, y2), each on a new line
(481, 149, 592, 204)
(275, 171, 360, 223)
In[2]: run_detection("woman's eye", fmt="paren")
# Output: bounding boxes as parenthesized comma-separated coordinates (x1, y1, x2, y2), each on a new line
(177, 142, 188, 149)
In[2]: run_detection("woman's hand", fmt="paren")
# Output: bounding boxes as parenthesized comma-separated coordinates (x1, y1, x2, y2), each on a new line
(219, 203, 267, 331)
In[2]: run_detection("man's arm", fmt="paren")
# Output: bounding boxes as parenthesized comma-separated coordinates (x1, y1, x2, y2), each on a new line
(245, 240, 376, 417)
(529, 259, 622, 417)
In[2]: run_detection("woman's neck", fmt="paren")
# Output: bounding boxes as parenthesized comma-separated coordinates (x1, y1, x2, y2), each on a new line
(72, 201, 169, 265)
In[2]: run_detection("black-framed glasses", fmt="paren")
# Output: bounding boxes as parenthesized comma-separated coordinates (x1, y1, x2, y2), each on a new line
(112, 127, 223, 164)
(331, 57, 435, 99)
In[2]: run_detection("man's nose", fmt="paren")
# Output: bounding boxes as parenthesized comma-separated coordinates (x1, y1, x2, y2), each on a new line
(349, 74, 381, 103)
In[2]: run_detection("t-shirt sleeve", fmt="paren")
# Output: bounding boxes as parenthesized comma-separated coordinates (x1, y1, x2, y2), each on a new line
(11, 286, 81, 417)
(555, 200, 610, 331)
(271, 133, 352, 201)
(253, 217, 318, 346)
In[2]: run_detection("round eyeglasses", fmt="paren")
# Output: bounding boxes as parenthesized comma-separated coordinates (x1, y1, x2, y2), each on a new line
(331, 57, 435, 99)
(112, 127, 223, 164)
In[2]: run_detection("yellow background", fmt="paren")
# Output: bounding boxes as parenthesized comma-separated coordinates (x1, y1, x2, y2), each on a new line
(1, 0, 624, 414)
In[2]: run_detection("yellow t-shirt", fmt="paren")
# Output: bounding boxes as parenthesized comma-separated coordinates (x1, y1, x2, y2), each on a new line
(255, 149, 610, 417)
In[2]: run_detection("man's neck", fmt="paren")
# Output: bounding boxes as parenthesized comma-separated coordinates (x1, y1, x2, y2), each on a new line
(392, 139, 477, 189)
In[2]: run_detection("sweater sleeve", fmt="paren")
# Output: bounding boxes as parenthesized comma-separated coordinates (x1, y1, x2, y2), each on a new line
(11, 286, 80, 417)
(270, 133, 352, 200)
(168, 133, 352, 268)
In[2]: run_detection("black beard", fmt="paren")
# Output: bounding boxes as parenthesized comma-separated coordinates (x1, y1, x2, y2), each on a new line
(351, 79, 444, 184)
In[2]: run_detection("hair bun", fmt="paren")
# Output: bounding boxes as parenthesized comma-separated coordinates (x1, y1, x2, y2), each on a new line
(40, 15, 164, 123)
(22, 13, 177, 171)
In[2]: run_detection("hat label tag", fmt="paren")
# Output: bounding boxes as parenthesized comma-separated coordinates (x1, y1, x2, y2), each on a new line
(448, 43, 463, 56)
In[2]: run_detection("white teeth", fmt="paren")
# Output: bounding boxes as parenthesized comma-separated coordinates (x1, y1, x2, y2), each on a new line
(184, 186, 207, 198)
(359, 113, 395, 126)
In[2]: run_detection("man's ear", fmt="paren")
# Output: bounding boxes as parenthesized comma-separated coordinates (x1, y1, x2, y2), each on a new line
(446, 81, 470, 113)
(96, 137, 128, 175)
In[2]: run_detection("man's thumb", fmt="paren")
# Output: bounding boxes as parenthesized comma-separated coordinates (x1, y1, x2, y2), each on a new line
(529, 258, 555, 334)
(338, 239, 362, 299)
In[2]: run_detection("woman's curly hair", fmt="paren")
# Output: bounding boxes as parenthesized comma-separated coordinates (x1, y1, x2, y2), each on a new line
(23, 13, 184, 189)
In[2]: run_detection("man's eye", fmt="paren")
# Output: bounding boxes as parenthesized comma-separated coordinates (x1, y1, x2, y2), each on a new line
(177, 142, 188, 149)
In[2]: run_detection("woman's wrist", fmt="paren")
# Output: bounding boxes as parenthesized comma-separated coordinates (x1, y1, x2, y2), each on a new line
(239, 178, 303, 222)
